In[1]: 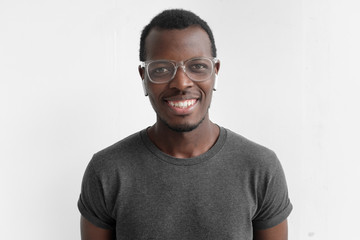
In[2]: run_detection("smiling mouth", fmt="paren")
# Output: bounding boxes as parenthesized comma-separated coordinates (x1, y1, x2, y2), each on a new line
(167, 99, 197, 109)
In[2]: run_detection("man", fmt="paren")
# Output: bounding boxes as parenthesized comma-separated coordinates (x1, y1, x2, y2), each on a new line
(78, 9, 292, 240)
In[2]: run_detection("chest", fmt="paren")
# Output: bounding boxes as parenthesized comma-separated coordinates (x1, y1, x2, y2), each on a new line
(111, 164, 257, 239)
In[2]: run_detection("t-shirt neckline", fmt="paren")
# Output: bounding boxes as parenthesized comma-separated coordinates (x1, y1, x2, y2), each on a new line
(140, 126, 227, 166)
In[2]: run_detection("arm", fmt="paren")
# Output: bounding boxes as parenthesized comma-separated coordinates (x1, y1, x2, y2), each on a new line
(253, 219, 288, 240)
(80, 216, 115, 240)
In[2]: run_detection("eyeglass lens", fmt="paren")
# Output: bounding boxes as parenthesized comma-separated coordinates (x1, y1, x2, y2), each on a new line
(147, 58, 214, 83)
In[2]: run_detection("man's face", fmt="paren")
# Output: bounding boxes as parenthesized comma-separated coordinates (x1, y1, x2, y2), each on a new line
(140, 26, 219, 132)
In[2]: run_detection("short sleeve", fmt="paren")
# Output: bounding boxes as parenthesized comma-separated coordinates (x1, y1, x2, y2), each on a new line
(252, 158, 293, 230)
(78, 157, 115, 230)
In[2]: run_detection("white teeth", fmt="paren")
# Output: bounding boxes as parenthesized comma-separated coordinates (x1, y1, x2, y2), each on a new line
(168, 99, 196, 109)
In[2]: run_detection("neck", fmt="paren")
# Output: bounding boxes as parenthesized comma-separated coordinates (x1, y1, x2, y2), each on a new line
(147, 116, 220, 159)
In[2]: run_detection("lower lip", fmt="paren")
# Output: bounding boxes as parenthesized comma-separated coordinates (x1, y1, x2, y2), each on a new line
(166, 100, 198, 115)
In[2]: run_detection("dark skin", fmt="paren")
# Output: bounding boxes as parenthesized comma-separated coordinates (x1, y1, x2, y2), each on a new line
(141, 26, 220, 159)
(81, 26, 288, 240)
(80, 217, 115, 240)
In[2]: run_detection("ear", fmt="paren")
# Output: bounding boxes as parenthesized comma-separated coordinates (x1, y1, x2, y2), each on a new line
(213, 74, 218, 91)
(213, 60, 220, 91)
(142, 81, 148, 96)
(138, 65, 148, 96)
(214, 59, 220, 75)
(138, 65, 145, 80)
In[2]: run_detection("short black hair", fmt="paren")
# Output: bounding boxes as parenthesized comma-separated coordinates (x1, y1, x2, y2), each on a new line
(139, 9, 217, 61)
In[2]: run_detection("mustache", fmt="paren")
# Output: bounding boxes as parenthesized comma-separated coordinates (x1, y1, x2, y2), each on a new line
(162, 89, 201, 100)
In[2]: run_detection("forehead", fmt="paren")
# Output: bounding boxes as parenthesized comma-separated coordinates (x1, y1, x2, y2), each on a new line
(144, 26, 212, 61)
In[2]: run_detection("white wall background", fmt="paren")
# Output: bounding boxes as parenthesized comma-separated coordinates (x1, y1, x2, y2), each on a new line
(1, 0, 359, 239)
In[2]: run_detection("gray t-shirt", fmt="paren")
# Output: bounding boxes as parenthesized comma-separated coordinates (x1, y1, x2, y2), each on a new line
(78, 127, 292, 239)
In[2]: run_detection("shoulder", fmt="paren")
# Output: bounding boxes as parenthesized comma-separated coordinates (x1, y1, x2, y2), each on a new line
(87, 130, 146, 174)
(96, 131, 143, 158)
(222, 128, 281, 174)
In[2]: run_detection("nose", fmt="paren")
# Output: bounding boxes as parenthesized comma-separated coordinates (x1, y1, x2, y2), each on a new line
(168, 65, 194, 90)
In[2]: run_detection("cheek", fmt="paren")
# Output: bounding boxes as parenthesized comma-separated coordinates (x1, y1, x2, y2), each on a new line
(198, 81, 215, 109)
(199, 81, 215, 97)
(146, 84, 165, 105)
(147, 85, 161, 98)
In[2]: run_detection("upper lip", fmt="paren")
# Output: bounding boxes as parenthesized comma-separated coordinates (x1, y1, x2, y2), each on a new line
(164, 97, 198, 102)
(163, 92, 201, 102)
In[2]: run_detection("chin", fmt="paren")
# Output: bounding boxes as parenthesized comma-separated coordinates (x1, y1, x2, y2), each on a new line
(161, 116, 206, 133)
(166, 123, 200, 132)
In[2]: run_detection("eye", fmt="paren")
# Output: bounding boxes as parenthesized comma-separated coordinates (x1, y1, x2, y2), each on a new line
(148, 61, 174, 77)
(188, 62, 210, 73)
(190, 64, 208, 70)
(150, 67, 173, 77)
(154, 67, 170, 74)
(149, 65, 174, 79)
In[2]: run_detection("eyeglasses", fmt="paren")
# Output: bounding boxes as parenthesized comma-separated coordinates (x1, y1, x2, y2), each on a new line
(140, 57, 219, 84)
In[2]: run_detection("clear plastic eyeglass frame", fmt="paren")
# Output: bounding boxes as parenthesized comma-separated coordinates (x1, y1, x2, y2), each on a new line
(140, 57, 219, 84)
